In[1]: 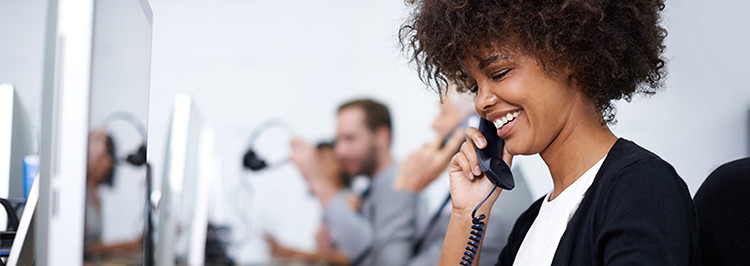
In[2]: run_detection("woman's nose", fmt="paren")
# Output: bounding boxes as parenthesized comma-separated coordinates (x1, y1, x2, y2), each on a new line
(475, 85, 499, 115)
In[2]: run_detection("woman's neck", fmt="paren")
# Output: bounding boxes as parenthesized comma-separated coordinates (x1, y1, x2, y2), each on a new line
(540, 111, 617, 201)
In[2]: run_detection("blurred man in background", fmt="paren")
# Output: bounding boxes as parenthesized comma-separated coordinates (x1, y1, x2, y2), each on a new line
(392, 89, 473, 265)
(284, 99, 417, 265)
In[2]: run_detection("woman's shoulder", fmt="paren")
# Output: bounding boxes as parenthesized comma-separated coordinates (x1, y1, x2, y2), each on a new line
(591, 138, 693, 216)
(599, 138, 685, 189)
(605, 138, 671, 168)
(561, 141, 700, 266)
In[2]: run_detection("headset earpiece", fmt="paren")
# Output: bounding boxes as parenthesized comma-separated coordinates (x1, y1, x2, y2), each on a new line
(241, 120, 293, 172)
(126, 144, 148, 166)
(242, 149, 268, 171)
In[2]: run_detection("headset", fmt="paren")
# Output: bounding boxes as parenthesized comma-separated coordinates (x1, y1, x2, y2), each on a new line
(101, 111, 153, 266)
(242, 119, 294, 171)
(103, 112, 148, 167)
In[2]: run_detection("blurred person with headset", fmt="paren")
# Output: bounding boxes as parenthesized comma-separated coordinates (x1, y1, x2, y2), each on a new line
(287, 99, 423, 266)
(265, 142, 351, 265)
(84, 129, 142, 262)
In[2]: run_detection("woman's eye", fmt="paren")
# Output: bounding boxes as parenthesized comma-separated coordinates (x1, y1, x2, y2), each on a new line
(469, 85, 478, 93)
(492, 69, 511, 81)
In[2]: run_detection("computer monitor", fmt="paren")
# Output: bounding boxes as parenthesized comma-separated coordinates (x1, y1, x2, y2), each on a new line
(37, 0, 153, 265)
(0, 84, 14, 229)
(0, 84, 35, 228)
(188, 127, 216, 266)
(156, 94, 205, 266)
(6, 177, 39, 265)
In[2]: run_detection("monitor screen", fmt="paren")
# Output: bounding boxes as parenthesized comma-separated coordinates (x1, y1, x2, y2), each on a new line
(37, 0, 153, 265)
(156, 94, 204, 266)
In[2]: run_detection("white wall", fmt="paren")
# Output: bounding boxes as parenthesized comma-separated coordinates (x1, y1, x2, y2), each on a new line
(0, 0, 47, 197)
(141, 0, 749, 264)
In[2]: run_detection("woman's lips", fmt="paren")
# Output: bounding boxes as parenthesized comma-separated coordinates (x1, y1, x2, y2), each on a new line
(493, 110, 522, 139)
(492, 110, 521, 129)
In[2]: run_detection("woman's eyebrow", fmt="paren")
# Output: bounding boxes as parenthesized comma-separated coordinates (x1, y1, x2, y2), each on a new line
(478, 54, 509, 69)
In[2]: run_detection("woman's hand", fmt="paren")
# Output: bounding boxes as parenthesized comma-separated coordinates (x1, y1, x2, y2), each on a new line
(448, 127, 513, 214)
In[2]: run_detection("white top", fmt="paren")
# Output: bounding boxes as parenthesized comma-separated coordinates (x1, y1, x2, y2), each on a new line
(512, 155, 607, 266)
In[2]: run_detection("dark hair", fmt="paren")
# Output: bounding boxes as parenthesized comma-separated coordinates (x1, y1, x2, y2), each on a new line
(316, 141, 335, 150)
(400, 0, 668, 123)
(102, 133, 117, 187)
(315, 142, 352, 187)
(338, 99, 393, 139)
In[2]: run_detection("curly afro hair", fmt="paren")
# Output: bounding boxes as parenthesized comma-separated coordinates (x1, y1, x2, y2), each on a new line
(400, 0, 668, 123)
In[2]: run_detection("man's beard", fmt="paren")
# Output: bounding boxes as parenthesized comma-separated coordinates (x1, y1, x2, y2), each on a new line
(358, 142, 379, 178)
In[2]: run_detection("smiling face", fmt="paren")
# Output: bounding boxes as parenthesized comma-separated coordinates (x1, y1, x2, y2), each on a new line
(464, 49, 593, 156)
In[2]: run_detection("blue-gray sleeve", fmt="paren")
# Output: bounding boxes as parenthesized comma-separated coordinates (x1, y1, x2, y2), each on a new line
(408, 209, 449, 266)
(370, 190, 419, 266)
(323, 192, 374, 261)
(408, 241, 442, 266)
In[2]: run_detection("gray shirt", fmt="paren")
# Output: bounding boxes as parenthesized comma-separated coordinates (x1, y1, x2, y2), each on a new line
(324, 163, 419, 266)
(409, 192, 450, 266)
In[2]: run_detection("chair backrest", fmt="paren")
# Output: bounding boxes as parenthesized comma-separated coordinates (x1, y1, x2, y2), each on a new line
(693, 157, 750, 266)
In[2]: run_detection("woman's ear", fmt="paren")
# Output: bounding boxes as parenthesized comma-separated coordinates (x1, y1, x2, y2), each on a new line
(564, 67, 577, 88)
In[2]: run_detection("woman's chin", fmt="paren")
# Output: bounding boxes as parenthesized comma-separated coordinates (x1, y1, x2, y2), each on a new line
(505, 141, 539, 157)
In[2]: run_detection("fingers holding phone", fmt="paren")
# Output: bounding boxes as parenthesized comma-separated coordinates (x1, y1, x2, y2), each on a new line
(448, 126, 508, 213)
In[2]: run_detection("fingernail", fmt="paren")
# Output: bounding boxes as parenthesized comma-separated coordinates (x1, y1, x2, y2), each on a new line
(473, 165, 482, 176)
(477, 138, 486, 148)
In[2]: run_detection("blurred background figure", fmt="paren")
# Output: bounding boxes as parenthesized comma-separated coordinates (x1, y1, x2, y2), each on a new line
(266, 142, 349, 265)
(84, 129, 142, 263)
(693, 157, 750, 266)
(391, 88, 469, 265)
(283, 98, 419, 266)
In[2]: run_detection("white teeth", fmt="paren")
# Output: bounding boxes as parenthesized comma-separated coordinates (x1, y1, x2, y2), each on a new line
(492, 110, 523, 130)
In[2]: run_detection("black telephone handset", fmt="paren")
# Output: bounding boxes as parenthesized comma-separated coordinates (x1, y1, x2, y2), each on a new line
(459, 118, 515, 266)
(476, 118, 515, 190)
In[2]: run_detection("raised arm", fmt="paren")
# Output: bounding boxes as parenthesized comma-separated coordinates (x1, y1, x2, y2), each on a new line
(438, 127, 509, 266)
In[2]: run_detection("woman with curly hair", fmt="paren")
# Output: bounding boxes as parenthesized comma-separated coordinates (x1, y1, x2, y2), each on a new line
(400, 0, 699, 265)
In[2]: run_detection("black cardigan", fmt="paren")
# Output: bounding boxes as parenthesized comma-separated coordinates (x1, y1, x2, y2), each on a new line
(496, 138, 700, 266)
